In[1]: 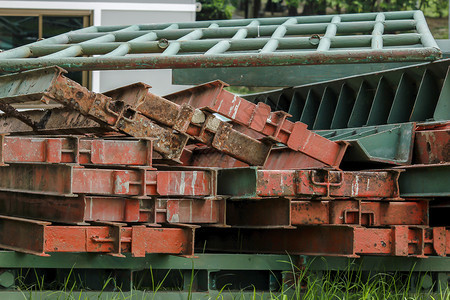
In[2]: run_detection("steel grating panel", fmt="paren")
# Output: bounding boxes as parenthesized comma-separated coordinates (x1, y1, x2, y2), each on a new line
(244, 59, 450, 128)
(0, 11, 440, 72)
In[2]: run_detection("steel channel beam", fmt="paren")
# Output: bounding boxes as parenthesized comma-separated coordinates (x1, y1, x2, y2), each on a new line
(196, 226, 449, 257)
(0, 251, 447, 272)
(217, 168, 401, 199)
(0, 192, 225, 225)
(0, 163, 215, 197)
(0, 67, 189, 161)
(184, 146, 329, 170)
(413, 127, 450, 164)
(0, 192, 141, 224)
(244, 59, 450, 130)
(105, 83, 272, 166)
(0, 135, 153, 167)
(0, 215, 195, 257)
(157, 198, 226, 226)
(398, 163, 450, 197)
(165, 81, 348, 168)
(226, 198, 428, 228)
(0, 108, 107, 135)
(317, 122, 416, 165)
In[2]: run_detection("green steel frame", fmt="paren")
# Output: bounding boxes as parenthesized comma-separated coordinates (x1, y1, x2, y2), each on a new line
(0, 252, 447, 299)
(0, 11, 440, 72)
(244, 59, 450, 130)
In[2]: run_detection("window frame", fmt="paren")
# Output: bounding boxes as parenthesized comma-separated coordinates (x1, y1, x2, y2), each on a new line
(0, 8, 92, 88)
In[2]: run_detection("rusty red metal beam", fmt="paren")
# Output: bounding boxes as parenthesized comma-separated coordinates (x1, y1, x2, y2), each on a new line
(0, 67, 189, 161)
(104, 83, 273, 166)
(217, 168, 402, 199)
(0, 215, 195, 257)
(290, 199, 428, 226)
(413, 128, 450, 164)
(0, 192, 141, 224)
(0, 163, 216, 197)
(196, 225, 449, 257)
(183, 146, 328, 170)
(0, 108, 107, 135)
(226, 198, 428, 228)
(156, 198, 226, 225)
(0, 192, 226, 226)
(0, 135, 153, 167)
(165, 80, 348, 167)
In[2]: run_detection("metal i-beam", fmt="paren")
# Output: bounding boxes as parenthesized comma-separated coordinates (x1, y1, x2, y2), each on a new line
(0, 108, 107, 135)
(244, 59, 450, 129)
(397, 163, 450, 197)
(0, 135, 153, 167)
(0, 67, 189, 161)
(226, 198, 428, 228)
(0, 215, 195, 257)
(105, 83, 272, 166)
(0, 192, 226, 226)
(413, 125, 450, 164)
(196, 226, 449, 257)
(217, 168, 401, 199)
(317, 122, 416, 165)
(0, 163, 216, 197)
(0, 192, 141, 224)
(183, 146, 329, 170)
(165, 81, 347, 167)
(156, 198, 226, 226)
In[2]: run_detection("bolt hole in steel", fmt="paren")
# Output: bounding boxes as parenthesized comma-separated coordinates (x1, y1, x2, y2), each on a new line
(309, 34, 321, 46)
(158, 38, 169, 49)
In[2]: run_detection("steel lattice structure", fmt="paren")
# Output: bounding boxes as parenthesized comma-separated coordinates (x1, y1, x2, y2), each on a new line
(0, 10, 441, 72)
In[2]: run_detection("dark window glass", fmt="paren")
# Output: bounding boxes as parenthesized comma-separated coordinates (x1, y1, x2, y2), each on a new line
(43, 16, 85, 84)
(0, 16, 38, 50)
(42, 16, 84, 38)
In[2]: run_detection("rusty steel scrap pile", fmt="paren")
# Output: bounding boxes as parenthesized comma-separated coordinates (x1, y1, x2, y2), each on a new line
(0, 63, 448, 258)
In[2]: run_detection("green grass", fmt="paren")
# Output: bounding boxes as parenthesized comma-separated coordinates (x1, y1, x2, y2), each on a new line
(9, 261, 450, 300)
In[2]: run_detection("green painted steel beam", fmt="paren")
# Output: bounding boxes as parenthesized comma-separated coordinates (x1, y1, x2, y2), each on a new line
(244, 59, 450, 130)
(0, 251, 447, 273)
(398, 164, 450, 197)
(0, 11, 440, 72)
(316, 122, 415, 165)
(172, 62, 419, 87)
(0, 251, 292, 271)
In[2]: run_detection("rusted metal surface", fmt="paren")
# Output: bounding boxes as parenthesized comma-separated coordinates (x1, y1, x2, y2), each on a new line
(0, 67, 66, 104)
(0, 192, 141, 224)
(0, 108, 107, 135)
(290, 199, 428, 226)
(0, 135, 154, 166)
(226, 198, 428, 228)
(196, 225, 449, 257)
(156, 198, 226, 225)
(0, 163, 215, 197)
(105, 83, 273, 166)
(414, 127, 450, 164)
(217, 168, 402, 199)
(166, 80, 348, 167)
(183, 146, 329, 169)
(0, 215, 195, 257)
(0, 67, 189, 161)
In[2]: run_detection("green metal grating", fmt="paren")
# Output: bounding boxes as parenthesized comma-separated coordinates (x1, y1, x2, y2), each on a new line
(244, 58, 450, 130)
(0, 10, 441, 72)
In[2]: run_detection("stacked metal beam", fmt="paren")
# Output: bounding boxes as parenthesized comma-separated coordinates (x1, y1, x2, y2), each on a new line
(0, 63, 448, 259)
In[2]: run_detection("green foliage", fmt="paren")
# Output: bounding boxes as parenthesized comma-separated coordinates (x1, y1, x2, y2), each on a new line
(196, 0, 234, 21)
(272, 0, 448, 16)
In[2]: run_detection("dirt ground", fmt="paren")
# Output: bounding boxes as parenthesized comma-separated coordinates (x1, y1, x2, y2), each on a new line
(426, 17, 448, 39)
